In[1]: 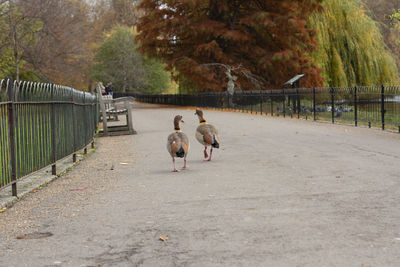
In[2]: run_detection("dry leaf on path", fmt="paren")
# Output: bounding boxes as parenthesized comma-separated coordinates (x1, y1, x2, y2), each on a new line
(0, 207, 7, 213)
(159, 236, 169, 241)
(70, 187, 87, 191)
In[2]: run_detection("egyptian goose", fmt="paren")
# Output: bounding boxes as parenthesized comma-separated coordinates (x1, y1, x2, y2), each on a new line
(194, 109, 220, 161)
(167, 115, 189, 172)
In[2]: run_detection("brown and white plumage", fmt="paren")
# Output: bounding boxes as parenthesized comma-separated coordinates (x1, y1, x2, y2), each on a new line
(167, 115, 189, 172)
(194, 109, 220, 161)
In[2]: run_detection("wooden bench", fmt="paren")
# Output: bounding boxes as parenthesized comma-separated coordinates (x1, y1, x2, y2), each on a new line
(98, 90, 136, 136)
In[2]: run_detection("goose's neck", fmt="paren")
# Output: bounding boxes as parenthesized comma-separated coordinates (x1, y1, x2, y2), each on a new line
(198, 116, 206, 124)
(174, 121, 181, 131)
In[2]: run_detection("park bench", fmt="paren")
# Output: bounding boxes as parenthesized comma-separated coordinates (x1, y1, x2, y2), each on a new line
(97, 90, 136, 136)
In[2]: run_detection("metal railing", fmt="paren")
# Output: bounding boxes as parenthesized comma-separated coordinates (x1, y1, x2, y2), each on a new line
(0, 79, 98, 196)
(116, 85, 400, 132)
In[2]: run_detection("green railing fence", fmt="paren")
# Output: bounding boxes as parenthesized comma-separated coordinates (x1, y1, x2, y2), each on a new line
(0, 79, 98, 196)
(116, 85, 400, 132)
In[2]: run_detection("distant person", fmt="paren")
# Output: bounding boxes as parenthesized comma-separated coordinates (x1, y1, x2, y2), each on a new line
(106, 82, 114, 98)
(96, 82, 106, 96)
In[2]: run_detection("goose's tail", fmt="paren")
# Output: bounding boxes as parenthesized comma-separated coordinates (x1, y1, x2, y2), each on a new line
(176, 147, 185, 158)
(212, 138, 219, 148)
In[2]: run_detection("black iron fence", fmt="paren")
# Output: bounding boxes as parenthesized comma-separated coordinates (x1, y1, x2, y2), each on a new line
(0, 79, 98, 196)
(116, 85, 400, 131)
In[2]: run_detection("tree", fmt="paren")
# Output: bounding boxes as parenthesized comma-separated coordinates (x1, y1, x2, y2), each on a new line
(136, 0, 324, 92)
(0, 0, 95, 88)
(309, 0, 398, 86)
(362, 0, 400, 72)
(90, 0, 143, 32)
(144, 57, 173, 94)
(110, 0, 142, 26)
(91, 25, 172, 93)
(390, 9, 400, 24)
(21, 0, 93, 88)
(0, 0, 42, 81)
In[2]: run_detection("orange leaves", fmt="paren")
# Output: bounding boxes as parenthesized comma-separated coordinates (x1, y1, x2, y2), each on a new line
(137, 0, 324, 91)
(194, 41, 223, 59)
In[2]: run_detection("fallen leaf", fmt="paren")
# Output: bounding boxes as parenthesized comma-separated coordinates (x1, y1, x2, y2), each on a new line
(120, 163, 129, 165)
(336, 176, 341, 178)
(70, 187, 86, 191)
(0, 207, 7, 213)
(16, 232, 53, 239)
(159, 236, 169, 241)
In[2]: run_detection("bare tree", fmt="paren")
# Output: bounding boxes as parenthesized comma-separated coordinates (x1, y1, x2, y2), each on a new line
(0, 0, 42, 81)
(202, 63, 267, 107)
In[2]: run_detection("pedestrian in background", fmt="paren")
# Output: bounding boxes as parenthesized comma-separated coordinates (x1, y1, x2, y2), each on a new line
(96, 82, 106, 95)
(106, 82, 114, 98)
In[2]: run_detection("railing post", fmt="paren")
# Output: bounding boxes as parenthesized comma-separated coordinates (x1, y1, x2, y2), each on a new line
(354, 86, 358, 127)
(50, 84, 57, 175)
(330, 87, 335, 124)
(283, 89, 286, 118)
(312, 87, 316, 121)
(250, 92, 253, 114)
(297, 87, 300, 119)
(7, 80, 17, 197)
(270, 92, 273, 116)
(260, 92, 263, 115)
(84, 92, 88, 154)
(381, 85, 385, 130)
(72, 89, 77, 162)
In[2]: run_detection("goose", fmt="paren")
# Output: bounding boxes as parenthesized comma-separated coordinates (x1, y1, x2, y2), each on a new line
(167, 115, 189, 172)
(194, 109, 220, 161)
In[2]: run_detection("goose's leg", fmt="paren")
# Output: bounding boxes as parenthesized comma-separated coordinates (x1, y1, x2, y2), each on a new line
(206, 147, 213, 161)
(182, 156, 188, 169)
(203, 146, 208, 159)
(172, 157, 179, 172)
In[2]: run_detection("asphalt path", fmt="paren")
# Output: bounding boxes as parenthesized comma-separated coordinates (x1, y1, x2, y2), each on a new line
(0, 103, 400, 266)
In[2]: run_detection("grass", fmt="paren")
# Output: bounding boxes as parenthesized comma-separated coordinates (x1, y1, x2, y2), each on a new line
(237, 100, 400, 130)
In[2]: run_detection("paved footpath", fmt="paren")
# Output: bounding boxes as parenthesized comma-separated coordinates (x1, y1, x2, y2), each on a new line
(1, 103, 400, 267)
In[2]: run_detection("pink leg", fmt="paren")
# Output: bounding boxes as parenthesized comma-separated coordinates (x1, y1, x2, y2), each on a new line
(203, 146, 208, 159)
(182, 157, 188, 169)
(172, 158, 179, 172)
(206, 147, 213, 161)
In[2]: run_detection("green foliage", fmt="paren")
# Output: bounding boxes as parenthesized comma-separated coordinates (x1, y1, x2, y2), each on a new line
(391, 9, 400, 21)
(309, 0, 399, 87)
(91, 25, 147, 92)
(0, 48, 14, 78)
(91, 25, 172, 93)
(143, 58, 173, 94)
(177, 77, 202, 94)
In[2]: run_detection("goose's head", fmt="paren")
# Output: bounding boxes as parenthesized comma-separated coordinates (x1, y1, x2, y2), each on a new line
(194, 109, 206, 123)
(174, 115, 184, 130)
(194, 109, 203, 116)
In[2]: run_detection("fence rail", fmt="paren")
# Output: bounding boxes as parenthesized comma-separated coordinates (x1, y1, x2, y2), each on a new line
(0, 79, 98, 196)
(116, 85, 400, 132)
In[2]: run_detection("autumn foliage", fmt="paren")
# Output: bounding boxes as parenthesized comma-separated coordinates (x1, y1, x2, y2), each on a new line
(136, 0, 324, 91)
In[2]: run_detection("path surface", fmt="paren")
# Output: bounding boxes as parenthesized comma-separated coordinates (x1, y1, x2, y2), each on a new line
(0, 103, 400, 267)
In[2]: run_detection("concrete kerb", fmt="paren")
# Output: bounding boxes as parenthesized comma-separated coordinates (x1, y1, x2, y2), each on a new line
(0, 142, 97, 211)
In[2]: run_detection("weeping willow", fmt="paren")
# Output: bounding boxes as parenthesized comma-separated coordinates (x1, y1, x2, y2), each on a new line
(309, 0, 399, 87)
